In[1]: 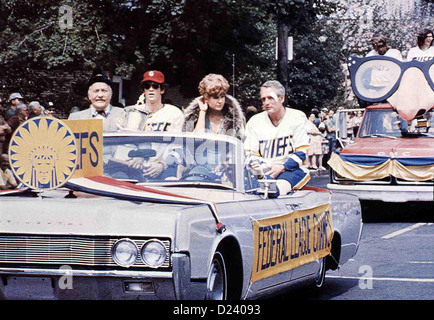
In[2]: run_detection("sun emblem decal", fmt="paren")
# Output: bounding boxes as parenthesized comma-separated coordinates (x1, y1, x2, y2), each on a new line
(8, 116, 78, 190)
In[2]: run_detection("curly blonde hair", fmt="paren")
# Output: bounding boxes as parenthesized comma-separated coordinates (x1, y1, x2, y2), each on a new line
(198, 74, 230, 97)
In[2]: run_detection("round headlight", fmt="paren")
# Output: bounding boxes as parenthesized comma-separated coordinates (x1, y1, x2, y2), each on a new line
(141, 240, 167, 268)
(112, 239, 138, 267)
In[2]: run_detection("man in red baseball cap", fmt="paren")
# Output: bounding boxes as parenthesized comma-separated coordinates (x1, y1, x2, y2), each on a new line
(124, 70, 183, 132)
(141, 70, 165, 84)
(123, 70, 184, 178)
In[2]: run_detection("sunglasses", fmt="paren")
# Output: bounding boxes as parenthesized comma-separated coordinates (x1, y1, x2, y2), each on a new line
(347, 56, 434, 102)
(143, 82, 161, 90)
(370, 41, 385, 46)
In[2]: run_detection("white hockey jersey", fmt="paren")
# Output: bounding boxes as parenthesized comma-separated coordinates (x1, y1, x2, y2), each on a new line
(244, 108, 310, 169)
(124, 104, 184, 132)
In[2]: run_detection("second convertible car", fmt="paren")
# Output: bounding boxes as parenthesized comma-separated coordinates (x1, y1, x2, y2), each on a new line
(0, 119, 362, 300)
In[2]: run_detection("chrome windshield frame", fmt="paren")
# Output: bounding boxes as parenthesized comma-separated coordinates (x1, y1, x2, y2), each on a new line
(103, 131, 246, 193)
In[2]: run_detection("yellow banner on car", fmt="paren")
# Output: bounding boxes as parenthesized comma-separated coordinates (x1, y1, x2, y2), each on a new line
(64, 119, 103, 178)
(251, 203, 333, 283)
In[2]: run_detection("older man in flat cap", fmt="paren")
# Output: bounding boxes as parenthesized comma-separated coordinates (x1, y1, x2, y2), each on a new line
(68, 67, 126, 131)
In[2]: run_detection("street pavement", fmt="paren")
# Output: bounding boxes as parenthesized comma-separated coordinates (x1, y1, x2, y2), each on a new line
(276, 173, 434, 300)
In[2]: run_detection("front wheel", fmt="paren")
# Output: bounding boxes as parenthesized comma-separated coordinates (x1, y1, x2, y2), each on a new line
(205, 251, 227, 300)
(313, 257, 326, 288)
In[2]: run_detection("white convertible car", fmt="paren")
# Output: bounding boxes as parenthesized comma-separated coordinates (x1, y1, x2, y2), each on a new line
(0, 118, 362, 300)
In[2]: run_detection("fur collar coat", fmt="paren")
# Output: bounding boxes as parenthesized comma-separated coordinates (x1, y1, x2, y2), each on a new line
(183, 95, 245, 139)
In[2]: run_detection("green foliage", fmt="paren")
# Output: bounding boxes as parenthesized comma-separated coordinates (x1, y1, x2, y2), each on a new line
(4, 0, 417, 115)
(287, 20, 345, 113)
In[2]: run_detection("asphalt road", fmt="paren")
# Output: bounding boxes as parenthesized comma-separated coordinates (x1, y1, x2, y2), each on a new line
(276, 173, 434, 300)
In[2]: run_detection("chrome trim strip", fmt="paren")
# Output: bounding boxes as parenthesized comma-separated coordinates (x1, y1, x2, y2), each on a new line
(0, 267, 173, 278)
(327, 183, 433, 202)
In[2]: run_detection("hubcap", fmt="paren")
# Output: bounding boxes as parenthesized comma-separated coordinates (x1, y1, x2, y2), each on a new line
(206, 252, 227, 300)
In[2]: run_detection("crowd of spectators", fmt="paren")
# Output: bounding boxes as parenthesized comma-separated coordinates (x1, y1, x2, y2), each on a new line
(0, 92, 60, 190)
(305, 106, 363, 172)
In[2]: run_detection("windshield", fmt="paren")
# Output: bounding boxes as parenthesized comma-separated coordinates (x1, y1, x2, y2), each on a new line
(103, 133, 239, 189)
(359, 109, 434, 138)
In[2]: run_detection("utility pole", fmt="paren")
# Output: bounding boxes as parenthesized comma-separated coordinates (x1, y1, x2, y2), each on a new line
(277, 16, 289, 105)
(232, 54, 235, 97)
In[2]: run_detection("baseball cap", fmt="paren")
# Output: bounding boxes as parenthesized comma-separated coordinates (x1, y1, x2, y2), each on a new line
(141, 70, 165, 84)
(9, 93, 23, 101)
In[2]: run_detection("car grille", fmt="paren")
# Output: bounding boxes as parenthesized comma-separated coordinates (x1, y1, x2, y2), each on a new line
(0, 235, 170, 269)
(395, 178, 434, 185)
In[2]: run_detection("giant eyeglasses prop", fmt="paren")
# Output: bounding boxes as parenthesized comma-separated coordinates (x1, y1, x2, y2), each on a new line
(347, 56, 434, 120)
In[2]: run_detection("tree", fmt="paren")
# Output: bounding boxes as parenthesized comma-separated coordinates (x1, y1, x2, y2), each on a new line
(0, 0, 271, 112)
(0, 0, 354, 115)
(0, 0, 119, 113)
(257, 0, 343, 112)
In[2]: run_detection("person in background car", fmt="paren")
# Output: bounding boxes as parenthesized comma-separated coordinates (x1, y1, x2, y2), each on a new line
(407, 28, 434, 61)
(366, 34, 403, 61)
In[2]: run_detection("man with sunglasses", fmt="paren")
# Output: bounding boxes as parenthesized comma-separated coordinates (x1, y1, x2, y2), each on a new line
(366, 34, 403, 61)
(124, 70, 183, 132)
(124, 70, 184, 178)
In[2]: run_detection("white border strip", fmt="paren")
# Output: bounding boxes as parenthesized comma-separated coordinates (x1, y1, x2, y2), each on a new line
(381, 223, 428, 239)
(327, 275, 434, 283)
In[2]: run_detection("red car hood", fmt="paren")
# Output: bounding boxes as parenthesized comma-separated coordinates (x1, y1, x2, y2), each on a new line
(342, 137, 434, 158)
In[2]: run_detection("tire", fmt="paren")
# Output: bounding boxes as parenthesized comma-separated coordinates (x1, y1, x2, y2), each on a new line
(205, 251, 227, 300)
(313, 257, 326, 288)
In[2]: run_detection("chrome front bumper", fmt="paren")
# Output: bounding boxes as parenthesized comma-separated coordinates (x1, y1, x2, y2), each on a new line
(0, 253, 206, 300)
(327, 183, 434, 202)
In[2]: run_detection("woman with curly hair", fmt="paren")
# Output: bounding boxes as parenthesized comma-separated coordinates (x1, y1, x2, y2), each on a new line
(183, 74, 245, 139)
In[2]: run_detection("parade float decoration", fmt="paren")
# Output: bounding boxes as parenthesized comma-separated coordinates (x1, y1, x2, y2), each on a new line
(328, 56, 434, 203)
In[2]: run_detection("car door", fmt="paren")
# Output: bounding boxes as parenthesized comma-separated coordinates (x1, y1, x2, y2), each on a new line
(238, 196, 294, 297)
(271, 191, 332, 282)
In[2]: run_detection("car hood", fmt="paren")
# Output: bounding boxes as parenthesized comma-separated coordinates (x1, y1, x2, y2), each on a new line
(343, 137, 434, 158)
(0, 191, 184, 238)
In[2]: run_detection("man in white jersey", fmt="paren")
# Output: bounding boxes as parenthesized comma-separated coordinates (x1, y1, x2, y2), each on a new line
(407, 29, 434, 61)
(365, 34, 403, 61)
(124, 70, 184, 179)
(244, 80, 310, 197)
(124, 70, 183, 132)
